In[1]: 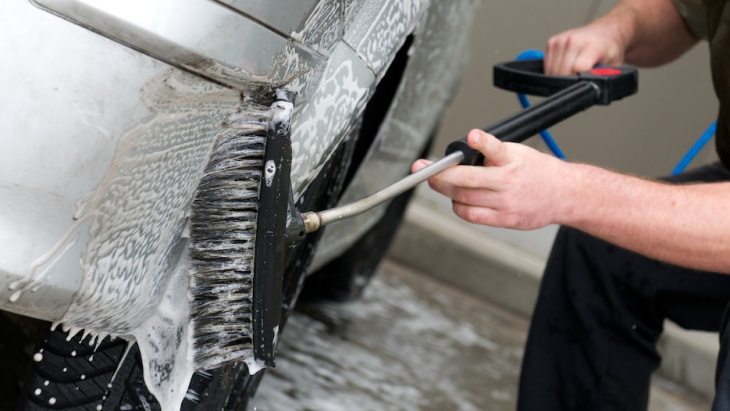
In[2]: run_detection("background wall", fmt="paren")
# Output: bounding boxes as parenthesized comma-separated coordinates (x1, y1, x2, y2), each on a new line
(426, 0, 719, 257)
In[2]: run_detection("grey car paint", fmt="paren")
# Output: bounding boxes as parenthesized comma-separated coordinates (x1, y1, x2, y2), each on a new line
(311, 0, 475, 270)
(0, 0, 474, 346)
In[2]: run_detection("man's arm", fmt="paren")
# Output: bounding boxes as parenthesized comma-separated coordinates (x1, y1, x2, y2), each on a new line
(545, 0, 700, 75)
(413, 131, 730, 274)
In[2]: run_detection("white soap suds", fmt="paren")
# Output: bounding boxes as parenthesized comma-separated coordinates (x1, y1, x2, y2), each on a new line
(8, 233, 80, 303)
(244, 357, 268, 376)
(132, 252, 196, 411)
(36, 71, 244, 411)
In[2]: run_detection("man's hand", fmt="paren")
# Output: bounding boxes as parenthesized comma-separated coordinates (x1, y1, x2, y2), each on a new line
(412, 129, 570, 230)
(545, 21, 626, 75)
(544, 0, 698, 75)
(414, 129, 730, 273)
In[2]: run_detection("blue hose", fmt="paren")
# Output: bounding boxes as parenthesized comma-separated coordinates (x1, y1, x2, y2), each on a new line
(671, 121, 716, 175)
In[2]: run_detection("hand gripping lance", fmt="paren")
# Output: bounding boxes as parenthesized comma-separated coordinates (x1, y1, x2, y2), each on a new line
(297, 59, 638, 234)
(252, 59, 637, 367)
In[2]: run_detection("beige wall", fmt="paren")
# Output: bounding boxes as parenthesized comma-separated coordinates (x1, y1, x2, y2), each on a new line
(434, 0, 718, 178)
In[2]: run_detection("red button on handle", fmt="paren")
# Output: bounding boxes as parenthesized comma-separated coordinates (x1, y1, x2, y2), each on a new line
(590, 68, 622, 76)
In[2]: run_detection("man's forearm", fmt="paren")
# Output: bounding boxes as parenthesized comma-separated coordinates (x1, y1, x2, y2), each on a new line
(559, 162, 730, 273)
(607, 0, 699, 66)
(415, 131, 730, 274)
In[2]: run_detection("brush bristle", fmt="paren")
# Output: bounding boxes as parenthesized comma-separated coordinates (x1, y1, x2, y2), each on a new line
(188, 90, 275, 370)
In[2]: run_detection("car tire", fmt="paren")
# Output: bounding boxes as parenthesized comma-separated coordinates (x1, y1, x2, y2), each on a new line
(20, 327, 266, 411)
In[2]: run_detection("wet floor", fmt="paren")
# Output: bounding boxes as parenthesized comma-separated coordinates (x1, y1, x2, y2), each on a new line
(250, 259, 712, 411)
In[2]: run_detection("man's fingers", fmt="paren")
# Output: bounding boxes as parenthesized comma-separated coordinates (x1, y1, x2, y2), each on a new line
(451, 202, 510, 228)
(411, 158, 432, 173)
(444, 186, 501, 208)
(545, 35, 564, 75)
(546, 33, 608, 75)
(557, 46, 581, 76)
(467, 129, 511, 167)
(417, 130, 511, 191)
(414, 130, 508, 174)
(573, 47, 602, 73)
(546, 34, 580, 75)
(427, 163, 505, 191)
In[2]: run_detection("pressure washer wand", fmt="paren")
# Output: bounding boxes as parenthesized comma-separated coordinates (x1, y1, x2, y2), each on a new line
(240, 59, 639, 369)
(300, 150, 465, 233)
(446, 81, 599, 166)
(299, 60, 637, 234)
(299, 82, 596, 234)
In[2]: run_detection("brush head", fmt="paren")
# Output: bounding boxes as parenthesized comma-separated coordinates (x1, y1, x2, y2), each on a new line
(251, 90, 296, 368)
(188, 88, 276, 371)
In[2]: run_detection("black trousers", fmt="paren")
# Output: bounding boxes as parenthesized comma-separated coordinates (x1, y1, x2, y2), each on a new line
(517, 162, 730, 410)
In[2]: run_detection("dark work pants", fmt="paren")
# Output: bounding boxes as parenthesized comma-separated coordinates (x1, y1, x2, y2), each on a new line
(517, 162, 730, 411)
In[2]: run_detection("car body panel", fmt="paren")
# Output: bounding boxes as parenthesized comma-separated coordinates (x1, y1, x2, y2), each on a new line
(33, 0, 327, 97)
(289, 41, 375, 198)
(311, 0, 475, 269)
(1, 1, 474, 407)
(0, 0, 474, 335)
(0, 0, 174, 319)
(217, 0, 342, 56)
(343, 0, 425, 76)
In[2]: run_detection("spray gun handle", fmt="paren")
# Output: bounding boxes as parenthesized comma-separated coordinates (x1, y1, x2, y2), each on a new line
(445, 59, 637, 166)
(493, 58, 637, 105)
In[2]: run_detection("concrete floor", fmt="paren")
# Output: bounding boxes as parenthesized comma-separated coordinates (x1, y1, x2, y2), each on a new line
(249, 260, 711, 410)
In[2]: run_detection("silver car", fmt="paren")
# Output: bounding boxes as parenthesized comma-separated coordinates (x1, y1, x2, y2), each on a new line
(1, 0, 474, 409)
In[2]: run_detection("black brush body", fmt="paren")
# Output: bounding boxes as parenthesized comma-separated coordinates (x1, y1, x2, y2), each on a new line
(188, 89, 295, 372)
(251, 90, 297, 368)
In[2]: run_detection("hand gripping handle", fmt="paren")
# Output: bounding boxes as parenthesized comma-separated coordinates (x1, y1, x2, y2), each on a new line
(446, 59, 637, 166)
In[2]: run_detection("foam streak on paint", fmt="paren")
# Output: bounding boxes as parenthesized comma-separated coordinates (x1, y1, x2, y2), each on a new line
(9, 230, 81, 302)
(134, 251, 195, 409)
(30, 70, 245, 411)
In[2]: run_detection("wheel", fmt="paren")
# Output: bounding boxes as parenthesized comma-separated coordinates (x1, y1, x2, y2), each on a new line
(19, 326, 267, 411)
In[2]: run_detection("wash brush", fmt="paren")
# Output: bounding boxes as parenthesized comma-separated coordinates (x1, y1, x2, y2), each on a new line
(187, 59, 637, 372)
(188, 88, 296, 371)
